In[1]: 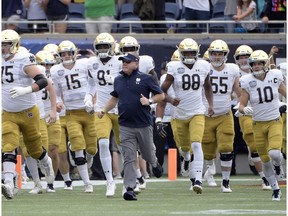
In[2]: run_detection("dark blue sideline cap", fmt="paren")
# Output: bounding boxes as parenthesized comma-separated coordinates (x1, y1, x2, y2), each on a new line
(118, 53, 139, 62)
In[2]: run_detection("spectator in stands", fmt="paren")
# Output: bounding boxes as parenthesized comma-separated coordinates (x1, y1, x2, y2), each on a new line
(233, 0, 259, 33)
(24, 0, 48, 33)
(84, 0, 115, 33)
(182, 0, 210, 33)
(260, 0, 286, 33)
(224, 0, 237, 33)
(44, 0, 71, 33)
(134, 0, 167, 33)
(2, 0, 23, 31)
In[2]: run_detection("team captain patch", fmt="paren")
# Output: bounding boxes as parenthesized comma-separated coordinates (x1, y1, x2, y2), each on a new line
(57, 70, 64, 76)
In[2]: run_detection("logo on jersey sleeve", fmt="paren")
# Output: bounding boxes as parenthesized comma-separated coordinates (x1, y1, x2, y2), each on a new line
(57, 70, 64, 76)
(29, 55, 36, 63)
(177, 67, 185, 74)
(93, 63, 99, 70)
(248, 80, 257, 88)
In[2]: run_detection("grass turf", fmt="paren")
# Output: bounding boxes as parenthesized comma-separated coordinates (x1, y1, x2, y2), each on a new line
(2, 175, 286, 216)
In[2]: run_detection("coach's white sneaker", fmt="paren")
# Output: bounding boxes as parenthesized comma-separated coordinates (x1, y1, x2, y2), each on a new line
(106, 181, 116, 197)
(84, 183, 93, 193)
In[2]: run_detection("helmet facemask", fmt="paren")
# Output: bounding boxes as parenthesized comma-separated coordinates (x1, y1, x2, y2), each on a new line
(209, 51, 228, 68)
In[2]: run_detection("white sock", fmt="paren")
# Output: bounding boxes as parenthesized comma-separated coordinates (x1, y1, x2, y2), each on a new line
(99, 138, 113, 182)
(191, 142, 204, 181)
(25, 156, 41, 182)
(61, 173, 71, 182)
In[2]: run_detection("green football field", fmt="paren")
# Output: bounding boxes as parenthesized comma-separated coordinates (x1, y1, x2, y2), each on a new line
(2, 175, 286, 216)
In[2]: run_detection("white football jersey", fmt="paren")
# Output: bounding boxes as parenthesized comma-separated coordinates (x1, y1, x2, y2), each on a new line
(87, 56, 122, 113)
(167, 59, 210, 120)
(51, 58, 90, 110)
(203, 63, 240, 116)
(139, 55, 154, 74)
(2, 52, 37, 112)
(240, 69, 283, 121)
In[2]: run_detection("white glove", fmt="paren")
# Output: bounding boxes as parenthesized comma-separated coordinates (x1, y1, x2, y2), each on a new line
(243, 106, 253, 115)
(234, 110, 243, 117)
(104, 74, 114, 84)
(233, 102, 240, 110)
(84, 94, 93, 113)
(9, 86, 32, 98)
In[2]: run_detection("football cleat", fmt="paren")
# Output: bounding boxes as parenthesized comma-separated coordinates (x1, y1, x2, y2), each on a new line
(261, 177, 271, 190)
(221, 179, 232, 193)
(64, 180, 73, 190)
(29, 182, 43, 194)
(272, 189, 281, 201)
(84, 183, 93, 193)
(2, 181, 14, 199)
(204, 171, 217, 187)
(46, 184, 56, 193)
(192, 180, 203, 194)
(137, 176, 146, 190)
(106, 181, 116, 197)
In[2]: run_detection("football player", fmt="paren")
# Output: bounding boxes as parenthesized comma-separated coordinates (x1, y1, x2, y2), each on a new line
(37, 50, 73, 190)
(202, 39, 241, 193)
(161, 38, 214, 194)
(239, 50, 286, 201)
(233, 45, 271, 190)
(85, 33, 121, 197)
(1, 29, 54, 199)
(50, 40, 97, 193)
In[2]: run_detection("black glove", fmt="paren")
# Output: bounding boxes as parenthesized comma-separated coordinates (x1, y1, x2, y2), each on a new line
(279, 105, 286, 114)
(156, 122, 168, 138)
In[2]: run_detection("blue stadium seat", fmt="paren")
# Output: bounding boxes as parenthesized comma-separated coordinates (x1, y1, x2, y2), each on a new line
(118, 17, 143, 33)
(119, 3, 135, 19)
(212, 1, 226, 18)
(165, 2, 180, 20)
(209, 17, 226, 33)
(69, 3, 85, 18)
(67, 17, 86, 33)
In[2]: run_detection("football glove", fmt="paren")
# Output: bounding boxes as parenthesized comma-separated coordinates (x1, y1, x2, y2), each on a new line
(104, 74, 114, 84)
(84, 94, 93, 113)
(156, 122, 168, 138)
(243, 106, 253, 115)
(279, 101, 287, 114)
(234, 110, 243, 117)
(9, 86, 32, 98)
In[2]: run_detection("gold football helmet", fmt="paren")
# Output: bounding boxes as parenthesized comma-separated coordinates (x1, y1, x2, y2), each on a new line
(1, 29, 20, 59)
(93, 33, 115, 58)
(171, 49, 180, 61)
(119, 36, 140, 54)
(18, 46, 30, 53)
(208, 39, 229, 67)
(202, 50, 209, 62)
(36, 50, 56, 65)
(234, 45, 253, 70)
(177, 38, 199, 64)
(43, 43, 59, 55)
(58, 40, 78, 65)
(249, 50, 269, 76)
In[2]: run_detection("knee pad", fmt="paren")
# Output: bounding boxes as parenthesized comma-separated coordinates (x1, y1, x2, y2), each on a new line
(220, 152, 234, 161)
(74, 157, 86, 166)
(3, 152, 17, 164)
(250, 152, 261, 163)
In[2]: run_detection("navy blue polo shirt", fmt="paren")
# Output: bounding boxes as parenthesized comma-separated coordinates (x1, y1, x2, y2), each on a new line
(111, 69, 162, 128)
